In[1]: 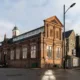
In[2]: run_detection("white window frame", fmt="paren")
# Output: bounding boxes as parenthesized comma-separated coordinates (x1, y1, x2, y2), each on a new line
(10, 50, 14, 60)
(22, 47, 27, 59)
(47, 45, 52, 58)
(16, 48, 20, 59)
(31, 45, 36, 58)
(56, 47, 61, 59)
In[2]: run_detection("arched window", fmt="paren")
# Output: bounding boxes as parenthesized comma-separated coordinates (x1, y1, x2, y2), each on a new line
(47, 45, 52, 58)
(56, 47, 61, 59)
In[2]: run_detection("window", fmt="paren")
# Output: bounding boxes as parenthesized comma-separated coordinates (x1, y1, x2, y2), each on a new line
(56, 47, 61, 59)
(47, 46, 52, 58)
(10, 50, 14, 60)
(16, 48, 20, 59)
(50, 29, 53, 37)
(31, 45, 36, 58)
(72, 49, 76, 56)
(22, 47, 27, 59)
(66, 39, 69, 51)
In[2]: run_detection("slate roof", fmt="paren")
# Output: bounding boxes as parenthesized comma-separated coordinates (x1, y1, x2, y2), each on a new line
(0, 26, 44, 44)
(12, 26, 44, 42)
(63, 30, 73, 38)
(15, 26, 44, 38)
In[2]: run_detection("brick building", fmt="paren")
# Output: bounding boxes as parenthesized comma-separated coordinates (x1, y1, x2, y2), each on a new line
(0, 16, 63, 68)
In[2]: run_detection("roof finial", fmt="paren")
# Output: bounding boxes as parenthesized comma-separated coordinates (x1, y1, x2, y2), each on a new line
(12, 25, 18, 31)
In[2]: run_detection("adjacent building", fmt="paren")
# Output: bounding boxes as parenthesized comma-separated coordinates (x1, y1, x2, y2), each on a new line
(76, 35, 80, 57)
(65, 30, 76, 56)
(64, 30, 79, 67)
(0, 16, 63, 68)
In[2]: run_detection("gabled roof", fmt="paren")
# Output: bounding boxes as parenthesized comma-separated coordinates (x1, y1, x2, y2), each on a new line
(63, 30, 73, 38)
(44, 16, 63, 26)
(0, 16, 63, 44)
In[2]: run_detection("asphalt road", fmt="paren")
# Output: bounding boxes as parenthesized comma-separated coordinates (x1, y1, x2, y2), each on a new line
(0, 68, 80, 80)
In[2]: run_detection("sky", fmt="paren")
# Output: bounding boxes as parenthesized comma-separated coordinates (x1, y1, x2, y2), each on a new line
(0, 0, 79, 41)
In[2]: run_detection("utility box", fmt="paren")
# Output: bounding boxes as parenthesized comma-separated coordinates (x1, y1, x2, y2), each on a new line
(66, 56, 79, 68)
(72, 57, 79, 67)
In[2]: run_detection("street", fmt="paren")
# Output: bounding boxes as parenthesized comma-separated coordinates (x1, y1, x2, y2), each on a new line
(0, 68, 80, 80)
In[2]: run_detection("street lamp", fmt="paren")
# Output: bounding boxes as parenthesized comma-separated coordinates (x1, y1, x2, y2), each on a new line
(63, 3, 76, 69)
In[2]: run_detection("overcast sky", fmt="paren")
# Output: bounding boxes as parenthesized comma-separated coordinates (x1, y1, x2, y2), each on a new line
(0, 0, 79, 41)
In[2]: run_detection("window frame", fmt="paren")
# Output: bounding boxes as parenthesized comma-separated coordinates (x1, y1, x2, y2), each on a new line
(31, 45, 36, 58)
(16, 48, 20, 59)
(10, 50, 14, 60)
(47, 45, 52, 59)
(56, 47, 61, 59)
(22, 46, 27, 59)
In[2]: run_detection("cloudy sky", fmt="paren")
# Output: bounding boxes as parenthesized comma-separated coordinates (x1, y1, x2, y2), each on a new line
(0, 0, 79, 41)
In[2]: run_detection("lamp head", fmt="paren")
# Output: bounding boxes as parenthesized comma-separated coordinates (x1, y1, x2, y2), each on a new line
(70, 3, 76, 8)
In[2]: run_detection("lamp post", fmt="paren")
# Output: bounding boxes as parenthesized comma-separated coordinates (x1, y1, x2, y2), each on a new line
(63, 3, 76, 69)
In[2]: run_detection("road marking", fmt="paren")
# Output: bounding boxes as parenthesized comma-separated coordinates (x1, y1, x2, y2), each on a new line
(42, 70, 56, 80)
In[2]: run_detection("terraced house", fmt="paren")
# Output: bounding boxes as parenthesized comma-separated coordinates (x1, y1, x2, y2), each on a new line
(0, 16, 63, 68)
(64, 30, 79, 68)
